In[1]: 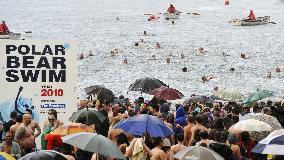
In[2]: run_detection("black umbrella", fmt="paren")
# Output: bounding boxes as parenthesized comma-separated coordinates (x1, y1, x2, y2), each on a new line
(19, 150, 67, 160)
(84, 85, 115, 102)
(69, 108, 107, 126)
(128, 77, 168, 93)
(183, 95, 213, 106)
(112, 98, 130, 105)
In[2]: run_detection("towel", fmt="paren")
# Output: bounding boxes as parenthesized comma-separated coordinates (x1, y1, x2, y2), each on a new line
(131, 138, 147, 160)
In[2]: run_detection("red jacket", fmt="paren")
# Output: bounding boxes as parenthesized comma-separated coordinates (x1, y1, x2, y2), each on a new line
(167, 6, 176, 13)
(0, 23, 9, 33)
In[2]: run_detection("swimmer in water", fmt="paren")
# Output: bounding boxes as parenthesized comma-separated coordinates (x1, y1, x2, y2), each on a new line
(166, 57, 171, 63)
(156, 42, 161, 49)
(88, 50, 94, 56)
(79, 53, 84, 60)
(201, 76, 216, 83)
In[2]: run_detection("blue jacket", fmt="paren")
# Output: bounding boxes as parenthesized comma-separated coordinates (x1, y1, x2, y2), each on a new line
(173, 107, 187, 134)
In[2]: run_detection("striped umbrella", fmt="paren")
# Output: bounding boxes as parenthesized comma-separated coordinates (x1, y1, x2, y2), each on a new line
(252, 135, 284, 155)
(0, 152, 16, 160)
(51, 123, 94, 136)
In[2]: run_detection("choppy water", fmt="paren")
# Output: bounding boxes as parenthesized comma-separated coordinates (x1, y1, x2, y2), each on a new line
(1, 0, 284, 100)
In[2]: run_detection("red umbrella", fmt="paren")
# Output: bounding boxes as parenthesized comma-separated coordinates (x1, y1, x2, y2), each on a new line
(149, 86, 184, 100)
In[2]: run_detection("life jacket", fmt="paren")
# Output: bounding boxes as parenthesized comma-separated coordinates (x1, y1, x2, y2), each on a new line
(248, 11, 256, 20)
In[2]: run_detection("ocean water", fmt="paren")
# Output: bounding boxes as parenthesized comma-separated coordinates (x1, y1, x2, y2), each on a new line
(1, 0, 284, 100)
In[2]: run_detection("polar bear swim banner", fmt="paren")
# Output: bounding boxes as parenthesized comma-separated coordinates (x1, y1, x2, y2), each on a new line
(0, 40, 77, 125)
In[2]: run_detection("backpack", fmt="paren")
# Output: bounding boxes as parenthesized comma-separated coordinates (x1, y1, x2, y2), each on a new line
(209, 143, 236, 160)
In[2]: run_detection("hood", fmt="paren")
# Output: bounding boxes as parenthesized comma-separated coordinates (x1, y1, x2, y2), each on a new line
(176, 107, 186, 118)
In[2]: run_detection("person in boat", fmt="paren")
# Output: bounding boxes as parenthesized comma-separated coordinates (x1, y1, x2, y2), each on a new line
(248, 10, 256, 21)
(0, 21, 9, 35)
(167, 4, 177, 14)
(148, 15, 156, 21)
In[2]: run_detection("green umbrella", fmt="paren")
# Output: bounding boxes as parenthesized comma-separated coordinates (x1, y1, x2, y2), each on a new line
(213, 89, 244, 102)
(243, 90, 273, 105)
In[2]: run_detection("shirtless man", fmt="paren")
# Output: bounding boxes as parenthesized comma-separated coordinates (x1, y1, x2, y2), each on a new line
(151, 137, 168, 160)
(14, 114, 35, 154)
(10, 115, 23, 138)
(25, 109, 41, 138)
(189, 116, 208, 146)
(183, 115, 195, 146)
(170, 133, 186, 159)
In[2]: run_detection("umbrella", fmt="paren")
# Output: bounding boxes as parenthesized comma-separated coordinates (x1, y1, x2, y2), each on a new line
(213, 89, 244, 102)
(113, 114, 174, 137)
(233, 119, 272, 132)
(243, 90, 273, 105)
(51, 123, 94, 136)
(84, 85, 115, 102)
(128, 77, 168, 93)
(252, 135, 284, 155)
(69, 108, 107, 126)
(0, 152, 16, 160)
(149, 86, 184, 100)
(112, 98, 130, 105)
(183, 95, 213, 105)
(173, 146, 224, 160)
(267, 129, 284, 137)
(19, 150, 67, 160)
(232, 119, 273, 141)
(62, 132, 125, 159)
(240, 113, 283, 131)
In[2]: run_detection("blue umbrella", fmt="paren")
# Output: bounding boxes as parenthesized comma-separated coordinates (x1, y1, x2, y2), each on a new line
(113, 114, 174, 137)
(252, 135, 284, 155)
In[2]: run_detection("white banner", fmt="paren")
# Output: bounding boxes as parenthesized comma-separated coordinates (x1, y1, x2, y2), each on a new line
(0, 40, 78, 127)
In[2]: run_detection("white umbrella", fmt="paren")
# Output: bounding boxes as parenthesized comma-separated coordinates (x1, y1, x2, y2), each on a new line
(233, 119, 272, 132)
(173, 146, 224, 160)
(240, 113, 282, 131)
(62, 132, 125, 159)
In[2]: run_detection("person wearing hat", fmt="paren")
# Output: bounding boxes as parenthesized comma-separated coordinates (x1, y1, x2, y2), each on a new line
(0, 21, 9, 34)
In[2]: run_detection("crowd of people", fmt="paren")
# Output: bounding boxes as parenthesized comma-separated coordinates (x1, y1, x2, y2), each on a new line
(0, 94, 283, 160)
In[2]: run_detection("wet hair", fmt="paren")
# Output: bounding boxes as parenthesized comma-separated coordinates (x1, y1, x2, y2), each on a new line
(152, 137, 163, 147)
(10, 111, 17, 119)
(200, 131, 209, 139)
(103, 100, 110, 106)
(48, 109, 58, 119)
(240, 131, 250, 144)
(267, 100, 273, 107)
(195, 116, 203, 124)
(16, 114, 23, 123)
(213, 118, 224, 130)
(176, 133, 184, 142)
(116, 132, 129, 146)
(182, 67, 187, 72)
(26, 109, 33, 115)
(187, 115, 194, 123)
